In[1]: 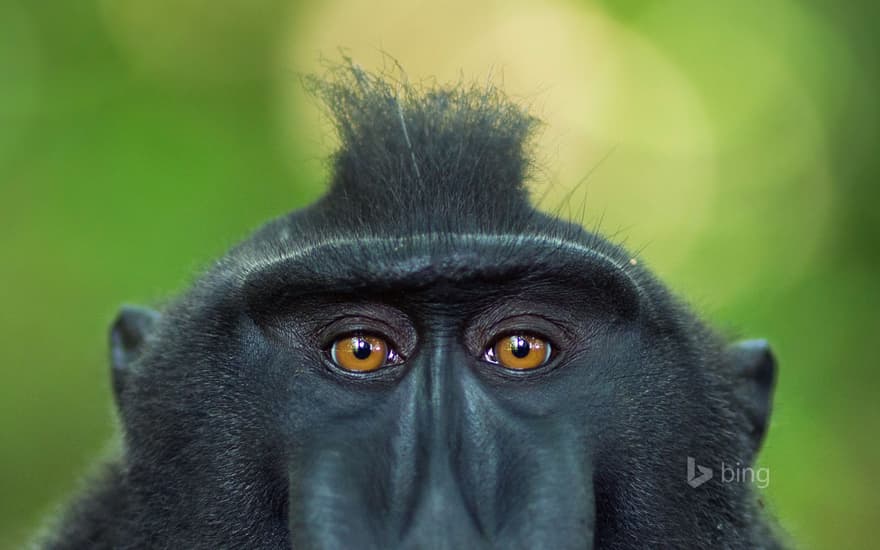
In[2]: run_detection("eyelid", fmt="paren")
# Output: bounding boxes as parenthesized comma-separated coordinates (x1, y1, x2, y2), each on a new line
(472, 313, 570, 356)
(318, 317, 408, 356)
(325, 331, 405, 358)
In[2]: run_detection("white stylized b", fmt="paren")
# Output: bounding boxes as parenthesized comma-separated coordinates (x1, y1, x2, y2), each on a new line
(687, 456, 713, 488)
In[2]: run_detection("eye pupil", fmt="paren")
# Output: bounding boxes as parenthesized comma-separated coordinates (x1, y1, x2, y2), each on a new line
(510, 336, 530, 358)
(352, 338, 373, 360)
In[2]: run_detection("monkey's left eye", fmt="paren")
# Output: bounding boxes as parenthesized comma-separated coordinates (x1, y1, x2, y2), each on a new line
(329, 334, 401, 372)
(483, 334, 553, 370)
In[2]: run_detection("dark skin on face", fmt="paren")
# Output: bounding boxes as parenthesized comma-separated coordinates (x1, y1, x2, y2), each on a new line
(250, 237, 638, 548)
(37, 67, 782, 549)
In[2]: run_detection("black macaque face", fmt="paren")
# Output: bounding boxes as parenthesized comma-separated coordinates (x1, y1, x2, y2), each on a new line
(42, 66, 782, 550)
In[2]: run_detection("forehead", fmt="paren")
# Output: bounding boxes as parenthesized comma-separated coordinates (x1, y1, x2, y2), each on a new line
(240, 233, 642, 311)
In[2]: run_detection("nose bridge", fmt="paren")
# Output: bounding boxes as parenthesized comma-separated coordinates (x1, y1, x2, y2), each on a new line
(391, 333, 460, 479)
(420, 333, 460, 451)
(396, 334, 488, 546)
(419, 332, 469, 498)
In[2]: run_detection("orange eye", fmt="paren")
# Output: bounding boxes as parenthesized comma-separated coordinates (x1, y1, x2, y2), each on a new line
(330, 334, 397, 372)
(485, 334, 552, 370)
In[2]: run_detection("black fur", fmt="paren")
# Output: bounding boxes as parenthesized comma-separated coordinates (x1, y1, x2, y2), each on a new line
(36, 64, 783, 549)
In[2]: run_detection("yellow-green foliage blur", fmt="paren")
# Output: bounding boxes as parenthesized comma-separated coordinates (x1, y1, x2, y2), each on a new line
(1, 1, 877, 548)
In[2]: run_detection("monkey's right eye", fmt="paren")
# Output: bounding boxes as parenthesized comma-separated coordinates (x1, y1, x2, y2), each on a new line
(329, 334, 401, 372)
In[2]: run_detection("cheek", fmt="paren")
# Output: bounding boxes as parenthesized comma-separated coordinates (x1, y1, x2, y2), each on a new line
(271, 355, 396, 447)
(530, 330, 674, 437)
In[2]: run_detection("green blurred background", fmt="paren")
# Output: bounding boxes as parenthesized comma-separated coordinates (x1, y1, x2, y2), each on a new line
(1, 1, 878, 548)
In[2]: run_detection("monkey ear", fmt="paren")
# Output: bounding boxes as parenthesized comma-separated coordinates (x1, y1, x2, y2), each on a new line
(110, 305, 160, 404)
(729, 339, 777, 455)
